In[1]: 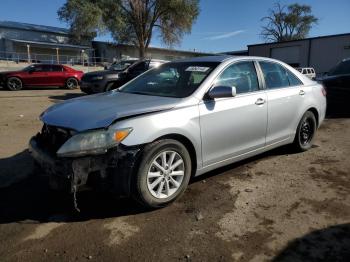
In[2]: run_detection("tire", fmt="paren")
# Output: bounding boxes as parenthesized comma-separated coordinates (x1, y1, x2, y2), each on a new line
(7, 77, 23, 91)
(133, 139, 192, 208)
(65, 78, 78, 89)
(104, 82, 115, 92)
(293, 111, 317, 152)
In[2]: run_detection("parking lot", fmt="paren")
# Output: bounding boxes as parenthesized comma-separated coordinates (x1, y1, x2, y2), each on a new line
(0, 88, 349, 261)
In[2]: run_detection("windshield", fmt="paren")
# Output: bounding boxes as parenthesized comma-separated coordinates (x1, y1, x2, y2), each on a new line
(110, 60, 137, 71)
(119, 62, 220, 98)
(328, 59, 350, 76)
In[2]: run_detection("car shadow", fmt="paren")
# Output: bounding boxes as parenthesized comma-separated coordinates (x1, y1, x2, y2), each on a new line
(273, 223, 350, 261)
(0, 144, 303, 224)
(0, 86, 60, 91)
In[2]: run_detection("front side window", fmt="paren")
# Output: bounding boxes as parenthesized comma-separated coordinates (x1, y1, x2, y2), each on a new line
(214, 61, 259, 94)
(119, 62, 219, 98)
(260, 61, 291, 89)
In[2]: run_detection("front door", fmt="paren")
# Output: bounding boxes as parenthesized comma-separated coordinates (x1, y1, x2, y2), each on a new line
(199, 61, 268, 167)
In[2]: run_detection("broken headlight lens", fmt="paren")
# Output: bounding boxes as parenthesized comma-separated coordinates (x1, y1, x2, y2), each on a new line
(57, 127, 132, 157)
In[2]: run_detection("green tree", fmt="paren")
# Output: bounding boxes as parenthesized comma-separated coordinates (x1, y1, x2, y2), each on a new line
(58, 0, 199, 58)
(261, 2, 318, 42)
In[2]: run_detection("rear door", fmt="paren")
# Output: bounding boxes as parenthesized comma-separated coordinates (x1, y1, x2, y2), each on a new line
(199, 61, 268, 166)
(258, 61, 305, 145)
(49, 65, 65, 86)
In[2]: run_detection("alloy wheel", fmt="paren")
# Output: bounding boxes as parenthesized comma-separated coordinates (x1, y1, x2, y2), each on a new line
(147, 150, 185, 199)
(300, 118, 314, 145)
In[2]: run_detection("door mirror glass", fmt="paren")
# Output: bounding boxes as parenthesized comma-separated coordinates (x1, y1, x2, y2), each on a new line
(208, 85, 236, 99)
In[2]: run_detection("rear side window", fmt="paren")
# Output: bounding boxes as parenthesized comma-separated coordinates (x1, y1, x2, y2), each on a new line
(51, 65, 63, 72)
(259, 61, 289, 89)
(215, 61, 259, 94)
(286, 70, 303, 86)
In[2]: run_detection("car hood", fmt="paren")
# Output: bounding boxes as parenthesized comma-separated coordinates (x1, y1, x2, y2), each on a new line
(41, 91, 181, 131)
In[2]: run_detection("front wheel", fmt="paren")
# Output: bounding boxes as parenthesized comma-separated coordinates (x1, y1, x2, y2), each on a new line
(65, 78, 78, 89)
(293, 111, 317, 151)
(7, 77, 23, 91)
(133, 139, 192, 208)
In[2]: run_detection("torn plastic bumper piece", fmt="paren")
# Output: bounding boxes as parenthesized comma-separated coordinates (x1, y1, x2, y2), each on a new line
(28, 135, 142, 196)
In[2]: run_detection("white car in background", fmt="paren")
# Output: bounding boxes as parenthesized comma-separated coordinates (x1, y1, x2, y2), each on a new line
(296, 67, 316, 79)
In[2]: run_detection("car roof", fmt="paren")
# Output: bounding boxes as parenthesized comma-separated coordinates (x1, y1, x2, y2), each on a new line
(32, 63, 62, 66)
(173, 55, 233, 63)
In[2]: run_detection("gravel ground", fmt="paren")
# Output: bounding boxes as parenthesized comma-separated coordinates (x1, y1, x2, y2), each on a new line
(0, 88, 349, 262)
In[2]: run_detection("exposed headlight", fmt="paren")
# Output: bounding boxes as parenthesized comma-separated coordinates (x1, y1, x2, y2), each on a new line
(91, 76, 104, 81)
(57, 127, 132, 157)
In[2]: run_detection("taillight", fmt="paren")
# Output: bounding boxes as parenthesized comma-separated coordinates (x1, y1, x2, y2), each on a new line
(321, 85, 327, 96)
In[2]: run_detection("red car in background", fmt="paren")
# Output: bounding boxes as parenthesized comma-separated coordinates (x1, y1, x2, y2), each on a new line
(0, 64, 84, 91)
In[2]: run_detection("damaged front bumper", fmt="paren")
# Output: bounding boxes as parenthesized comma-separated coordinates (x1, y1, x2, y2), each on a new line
(28, 135, 142, 196)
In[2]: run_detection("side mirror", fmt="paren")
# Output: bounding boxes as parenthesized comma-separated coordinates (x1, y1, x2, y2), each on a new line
(207, 85, 236, 99)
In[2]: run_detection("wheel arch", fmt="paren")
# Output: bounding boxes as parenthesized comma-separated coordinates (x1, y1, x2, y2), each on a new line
(153, 133, 198, 177)
(306, 107, 319, 127)
(6, 75, 24, 89)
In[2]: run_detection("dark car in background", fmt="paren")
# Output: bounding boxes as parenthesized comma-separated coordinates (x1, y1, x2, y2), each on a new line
(80, 59, 167, 94)
(0, 64, 84, 91)
(319, 58, 350, 115)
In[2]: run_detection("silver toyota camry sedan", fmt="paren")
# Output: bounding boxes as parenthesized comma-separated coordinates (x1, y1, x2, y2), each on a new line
(29, 56, 327, 208)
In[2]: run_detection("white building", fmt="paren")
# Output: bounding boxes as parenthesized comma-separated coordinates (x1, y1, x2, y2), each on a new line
(0, 21, 92, 64)
(248, 33, 350, 75)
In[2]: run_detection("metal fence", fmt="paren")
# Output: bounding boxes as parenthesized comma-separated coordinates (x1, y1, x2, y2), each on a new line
(0, 51, 110, 67)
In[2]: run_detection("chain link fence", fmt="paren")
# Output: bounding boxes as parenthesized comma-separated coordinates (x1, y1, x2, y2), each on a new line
(0, 51, 110, 67)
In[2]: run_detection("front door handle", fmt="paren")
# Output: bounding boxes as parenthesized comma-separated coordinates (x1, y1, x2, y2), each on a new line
(299, 90, 305, 96)
(255, 98, 265, 105)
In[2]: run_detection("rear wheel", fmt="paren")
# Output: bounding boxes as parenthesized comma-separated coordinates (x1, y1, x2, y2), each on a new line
(65, 78, 78, 89)
(133, 139, 192, 208)
(7, 77, 23, 91)
(293, 111, 317, 151)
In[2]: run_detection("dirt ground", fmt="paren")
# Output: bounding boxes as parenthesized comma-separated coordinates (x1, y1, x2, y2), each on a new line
(0, 88, 349, 262)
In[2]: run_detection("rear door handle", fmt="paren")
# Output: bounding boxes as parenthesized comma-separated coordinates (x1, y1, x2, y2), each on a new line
(255, 98, 265, 105)
(299, 90, 305, 96)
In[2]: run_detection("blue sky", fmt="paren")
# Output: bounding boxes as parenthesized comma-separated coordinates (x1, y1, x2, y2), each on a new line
(1, 0, 350, 53)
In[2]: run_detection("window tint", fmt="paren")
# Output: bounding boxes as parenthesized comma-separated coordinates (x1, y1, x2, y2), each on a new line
(51, 65, 63, 72)
(215, 61, 259, 94)
(259, 61, 290, 89)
